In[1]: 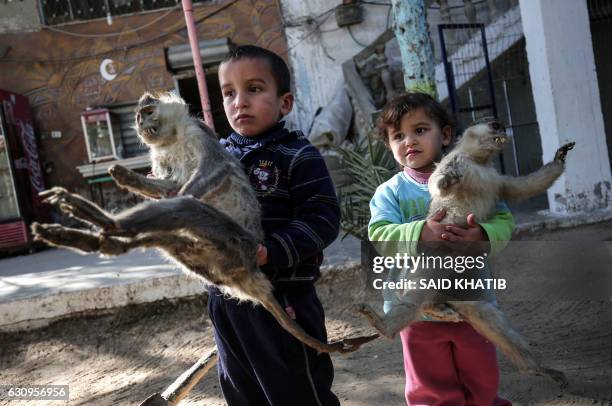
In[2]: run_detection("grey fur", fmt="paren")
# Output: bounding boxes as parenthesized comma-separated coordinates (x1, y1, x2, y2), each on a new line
(357, 120, 574, 387)
(32, 91, 377, 354)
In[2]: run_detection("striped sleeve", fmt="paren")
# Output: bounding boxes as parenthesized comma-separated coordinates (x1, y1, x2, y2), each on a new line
(264, 144, 340, 269)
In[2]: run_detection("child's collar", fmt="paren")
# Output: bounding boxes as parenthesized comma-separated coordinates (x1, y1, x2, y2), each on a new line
(403, 166, 432, 184)
(230, 121, 288, 146)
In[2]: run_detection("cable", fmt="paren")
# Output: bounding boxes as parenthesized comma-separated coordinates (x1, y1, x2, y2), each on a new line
(1, 0, 240, 64)
(347, 24, 368, 48)
(41, 4, 181, 38)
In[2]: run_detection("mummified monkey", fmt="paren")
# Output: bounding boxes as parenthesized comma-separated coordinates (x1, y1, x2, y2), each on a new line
(32, 92, 376, 354)
(357, 120, 574, 387)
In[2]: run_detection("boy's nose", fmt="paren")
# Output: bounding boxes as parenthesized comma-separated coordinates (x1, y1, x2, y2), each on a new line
(234, 92, 249, 108)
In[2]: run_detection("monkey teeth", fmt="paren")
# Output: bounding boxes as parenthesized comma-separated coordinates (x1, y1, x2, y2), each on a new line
(494, 137, 505, 143)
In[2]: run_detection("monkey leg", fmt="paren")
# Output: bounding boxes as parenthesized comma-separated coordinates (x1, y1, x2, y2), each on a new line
(354, 302, 420, 339)
(31, 222, 197, 260)
(31, 222, 105, 253)
(109, 165, 178, 199)
(449, 301, 568, 388)
(39, 187, 117, 230)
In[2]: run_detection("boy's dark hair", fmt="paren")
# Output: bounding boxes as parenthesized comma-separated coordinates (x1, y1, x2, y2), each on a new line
(376, 92, 455, 146)
(221, 45, 291, 96)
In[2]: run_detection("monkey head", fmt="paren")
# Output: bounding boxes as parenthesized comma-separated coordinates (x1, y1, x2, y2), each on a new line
(457, 119, 508, 160)
(134, 91, 192, 148)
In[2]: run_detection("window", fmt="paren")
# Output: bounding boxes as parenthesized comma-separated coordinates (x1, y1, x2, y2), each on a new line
(40, 0, 209, 26)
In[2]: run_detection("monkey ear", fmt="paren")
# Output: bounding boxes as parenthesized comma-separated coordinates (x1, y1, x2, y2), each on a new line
(138, 92, 159, 108)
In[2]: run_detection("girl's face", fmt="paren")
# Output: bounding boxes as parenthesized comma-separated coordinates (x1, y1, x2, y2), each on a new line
(387, 108, 452, 172)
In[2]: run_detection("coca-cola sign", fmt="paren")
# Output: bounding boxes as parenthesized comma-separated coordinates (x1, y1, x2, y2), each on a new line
(17, 120, 45, 193)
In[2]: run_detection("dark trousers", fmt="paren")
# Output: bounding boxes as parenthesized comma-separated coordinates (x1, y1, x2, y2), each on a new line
(207, 285, 340, 406)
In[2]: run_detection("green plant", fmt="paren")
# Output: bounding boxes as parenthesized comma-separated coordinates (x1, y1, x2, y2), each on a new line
(334, 132, 397, 241)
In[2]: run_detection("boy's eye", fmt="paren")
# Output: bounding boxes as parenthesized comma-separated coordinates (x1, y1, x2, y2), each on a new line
(249, 86, 261, 93)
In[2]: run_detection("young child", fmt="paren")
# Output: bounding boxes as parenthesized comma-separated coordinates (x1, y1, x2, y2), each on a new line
(369, 92, 514, 405)
(209, 45, 341, 406)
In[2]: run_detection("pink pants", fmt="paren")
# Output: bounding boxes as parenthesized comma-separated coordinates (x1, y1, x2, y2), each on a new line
(400, 321, 512, 406)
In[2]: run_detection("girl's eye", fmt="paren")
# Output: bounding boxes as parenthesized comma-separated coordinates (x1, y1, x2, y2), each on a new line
(223, 90, 234, 98)
(393, 132, 404, 140)
(249, 86, 261, 93)
(415, 127, 427, 135)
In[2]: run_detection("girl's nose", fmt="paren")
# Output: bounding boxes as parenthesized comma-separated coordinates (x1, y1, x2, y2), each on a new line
(404, 133, 417, 146)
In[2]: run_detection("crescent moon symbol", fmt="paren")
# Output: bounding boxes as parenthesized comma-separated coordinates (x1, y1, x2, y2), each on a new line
(100, 59, 118, 81)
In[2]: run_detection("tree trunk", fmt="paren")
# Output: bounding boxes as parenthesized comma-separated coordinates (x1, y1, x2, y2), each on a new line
(391, 0, 437, 98)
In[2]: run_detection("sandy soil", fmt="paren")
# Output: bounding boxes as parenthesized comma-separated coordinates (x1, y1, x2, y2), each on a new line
(2, 222, 612, 405)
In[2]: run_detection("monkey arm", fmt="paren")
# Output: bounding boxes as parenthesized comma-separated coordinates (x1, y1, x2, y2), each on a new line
(499, 142, 574, 202)
(435, 155, 465, 193)
(499, 161, 564, 201)
(178, 162, 233, 199)
(109, 165, 178, 199)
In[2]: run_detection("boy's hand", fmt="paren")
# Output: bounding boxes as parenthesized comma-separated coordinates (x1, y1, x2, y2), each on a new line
(256, 244, 268, 266)
(441, 213, 488, 242)
(420, 208, 448, 242)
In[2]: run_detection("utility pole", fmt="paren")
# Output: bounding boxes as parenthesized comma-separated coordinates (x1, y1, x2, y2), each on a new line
(181, 0, 215, 130)
(390, 0, 437, 98)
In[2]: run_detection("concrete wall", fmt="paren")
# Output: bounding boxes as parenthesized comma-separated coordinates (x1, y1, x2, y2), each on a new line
(520, 0, 612, 212)
(0, 0, 41, 34)
(591, 17, 612, 165)
(279, 0, 390, 132)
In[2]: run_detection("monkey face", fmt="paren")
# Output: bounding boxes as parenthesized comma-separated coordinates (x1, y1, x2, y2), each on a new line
(135, 92, 190, 147)
(460, 120, 509, 157)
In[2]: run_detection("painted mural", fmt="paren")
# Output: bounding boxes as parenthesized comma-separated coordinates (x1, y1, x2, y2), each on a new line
(0, 0, 287, 192)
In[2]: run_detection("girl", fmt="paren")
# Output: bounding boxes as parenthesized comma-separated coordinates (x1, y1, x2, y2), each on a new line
(369, 92, 514, 405)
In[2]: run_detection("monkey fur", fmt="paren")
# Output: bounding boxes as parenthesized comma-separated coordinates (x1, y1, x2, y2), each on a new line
(357, 120, 574, 387)
(32, 91, 377, 354)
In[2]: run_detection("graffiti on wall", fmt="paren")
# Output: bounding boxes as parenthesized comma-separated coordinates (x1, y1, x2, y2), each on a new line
(0, 0, 287, 190)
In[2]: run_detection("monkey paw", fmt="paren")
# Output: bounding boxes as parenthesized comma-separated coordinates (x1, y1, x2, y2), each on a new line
(108, 164, 136, 188)
(31, 222, 65, 246)
(553, 142, 575, 164)
(39, 187, 83, 218)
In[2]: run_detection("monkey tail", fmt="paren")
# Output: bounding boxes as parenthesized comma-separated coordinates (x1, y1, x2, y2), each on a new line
(259, 292, 378, 354)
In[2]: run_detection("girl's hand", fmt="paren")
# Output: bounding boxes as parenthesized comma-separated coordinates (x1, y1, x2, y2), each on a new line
(256, 244, 268, 266)
(441, 213, 488, 242)
(420, 208, 448, 242)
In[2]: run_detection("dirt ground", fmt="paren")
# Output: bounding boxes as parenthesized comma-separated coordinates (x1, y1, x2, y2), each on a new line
(1, 223, 612, 405)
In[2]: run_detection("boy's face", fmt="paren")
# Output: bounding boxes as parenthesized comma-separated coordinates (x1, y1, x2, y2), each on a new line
(219, 58, 293, 137)
(387, 108, 452, 172)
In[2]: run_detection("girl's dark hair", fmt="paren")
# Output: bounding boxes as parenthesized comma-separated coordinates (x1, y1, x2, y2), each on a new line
(376, 92, 455, 145)
(221, 45, 291, 96)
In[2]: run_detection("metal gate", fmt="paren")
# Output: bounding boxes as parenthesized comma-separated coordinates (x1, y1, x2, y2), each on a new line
(438, 23, 504, 171)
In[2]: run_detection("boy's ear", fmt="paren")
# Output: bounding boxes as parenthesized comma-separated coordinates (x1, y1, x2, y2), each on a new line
(280, 92, 294, 116)
(442, 125, 453, 147)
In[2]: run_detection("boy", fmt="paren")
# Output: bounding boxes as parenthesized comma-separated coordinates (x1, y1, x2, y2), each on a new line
(208, 45, 341, 406)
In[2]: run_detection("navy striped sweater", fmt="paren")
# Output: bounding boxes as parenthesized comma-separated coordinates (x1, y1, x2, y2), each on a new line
(221, 122, 340, 285)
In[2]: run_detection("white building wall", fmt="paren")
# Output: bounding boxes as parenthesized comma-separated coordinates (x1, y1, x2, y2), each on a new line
(519, 0, 612, 213)
(279, 1, 390, 132)
(0, 0, 41, 34)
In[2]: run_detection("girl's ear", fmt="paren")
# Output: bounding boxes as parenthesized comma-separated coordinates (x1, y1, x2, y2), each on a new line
(442, 125, 453, 146)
